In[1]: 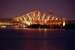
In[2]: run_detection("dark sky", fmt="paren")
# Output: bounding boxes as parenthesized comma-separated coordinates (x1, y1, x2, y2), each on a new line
(0, 0, 75, 19)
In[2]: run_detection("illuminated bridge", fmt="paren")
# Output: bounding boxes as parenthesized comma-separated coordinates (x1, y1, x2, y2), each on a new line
(12, 10, 66, 28)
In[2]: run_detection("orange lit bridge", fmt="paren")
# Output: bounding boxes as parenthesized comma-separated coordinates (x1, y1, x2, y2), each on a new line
(12, 10, 66, 28)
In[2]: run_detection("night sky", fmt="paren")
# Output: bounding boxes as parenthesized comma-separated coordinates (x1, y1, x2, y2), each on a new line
(0, 0, 75, 19)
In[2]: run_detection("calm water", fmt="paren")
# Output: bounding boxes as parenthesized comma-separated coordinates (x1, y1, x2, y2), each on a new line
(0, 28, 75, 50)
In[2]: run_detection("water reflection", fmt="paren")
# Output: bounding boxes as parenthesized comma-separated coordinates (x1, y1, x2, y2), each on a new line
(13, 28, 65, 39)
(0, 28, 74, 50)
(21, 40, 64, 50)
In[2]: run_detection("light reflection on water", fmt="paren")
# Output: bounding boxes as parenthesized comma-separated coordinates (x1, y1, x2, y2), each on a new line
(14, 28, 65, 32)
(14, 28, 65, 50)
(13, 28, 65, 39)
(0, 28, 75, 50)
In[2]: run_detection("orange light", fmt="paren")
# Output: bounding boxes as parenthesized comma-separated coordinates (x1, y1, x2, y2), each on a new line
(13, 10, 66, 28)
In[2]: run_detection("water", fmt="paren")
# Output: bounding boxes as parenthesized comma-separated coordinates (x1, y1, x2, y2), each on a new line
(0, 28, 75, 50)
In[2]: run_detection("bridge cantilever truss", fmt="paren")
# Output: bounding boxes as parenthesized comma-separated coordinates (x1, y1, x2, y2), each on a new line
(12, 10, 66, 28)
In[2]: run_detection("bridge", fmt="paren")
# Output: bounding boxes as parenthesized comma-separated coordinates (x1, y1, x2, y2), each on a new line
(12, 10, 65, 28)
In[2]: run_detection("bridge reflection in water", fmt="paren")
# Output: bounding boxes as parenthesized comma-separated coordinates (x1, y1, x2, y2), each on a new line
(0, 28, 68, 50)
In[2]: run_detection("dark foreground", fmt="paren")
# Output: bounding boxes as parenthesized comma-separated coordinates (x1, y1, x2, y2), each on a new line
(0, 28, 75, 50)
